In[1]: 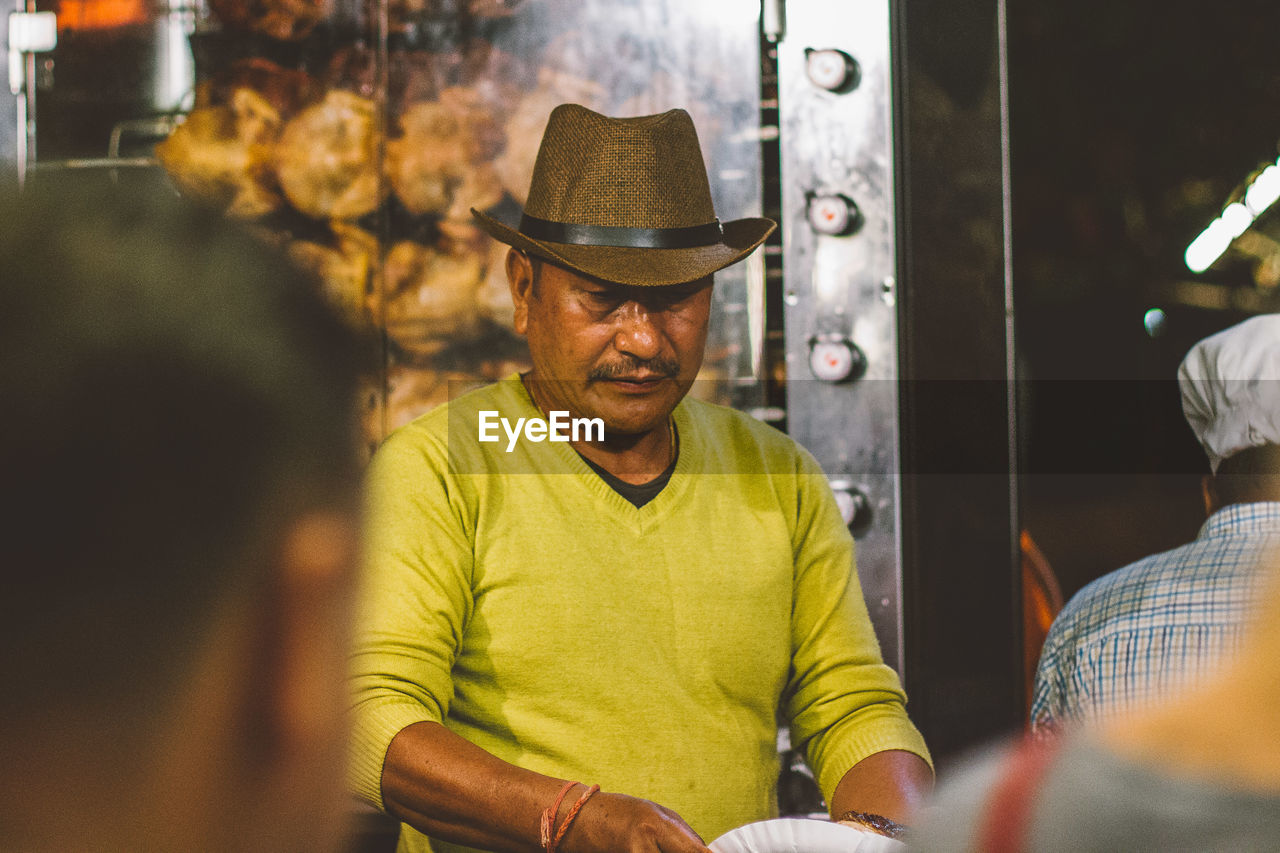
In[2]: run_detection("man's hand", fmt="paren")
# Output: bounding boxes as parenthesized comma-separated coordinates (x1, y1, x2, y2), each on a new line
(381, 722, 711, 853)
(560, 790, 711, 853)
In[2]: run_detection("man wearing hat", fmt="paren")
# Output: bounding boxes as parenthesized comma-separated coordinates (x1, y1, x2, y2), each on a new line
(350, 104, 932, 853)
(1031, 314, 1280, 734)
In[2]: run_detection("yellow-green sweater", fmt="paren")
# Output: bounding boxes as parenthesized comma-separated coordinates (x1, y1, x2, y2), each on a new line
(350, 377, 929, 852)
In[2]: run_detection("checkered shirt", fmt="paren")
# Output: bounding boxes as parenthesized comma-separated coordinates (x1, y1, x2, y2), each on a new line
(1030, 501, 1280, 733)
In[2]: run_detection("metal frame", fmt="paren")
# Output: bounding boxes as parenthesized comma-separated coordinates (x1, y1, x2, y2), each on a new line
(777, 0, 906, 675)
(777, 0, 1022, 763)
(893, 0, 1023, 761)
(2, 2, 24, 182)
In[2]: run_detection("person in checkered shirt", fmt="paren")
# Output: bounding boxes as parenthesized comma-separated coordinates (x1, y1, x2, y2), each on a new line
(1031, 314, 1280, 734)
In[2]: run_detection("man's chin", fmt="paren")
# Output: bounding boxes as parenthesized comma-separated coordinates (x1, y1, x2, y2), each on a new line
(572, 380, 691, 434)
(590, 402, 678, 437)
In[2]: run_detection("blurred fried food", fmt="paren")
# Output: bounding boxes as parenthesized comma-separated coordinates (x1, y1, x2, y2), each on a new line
(382, 239, 486, 355)
(208, 0, 330, 41)
(155, 88, 284, 219)
(275, 90, 387, 219)
(287, 223, 379, 326)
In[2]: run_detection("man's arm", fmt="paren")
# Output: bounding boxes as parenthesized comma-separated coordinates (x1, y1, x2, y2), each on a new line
(381, 721, 712, 853)
(827, 749, 934, 825)
(784, 453, 933, 822)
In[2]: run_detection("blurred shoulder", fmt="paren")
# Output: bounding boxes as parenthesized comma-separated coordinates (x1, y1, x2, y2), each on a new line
(1049, 542, 1200, 639)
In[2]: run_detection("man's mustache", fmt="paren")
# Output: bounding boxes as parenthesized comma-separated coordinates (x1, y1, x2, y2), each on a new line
(588, 356, 680, 381)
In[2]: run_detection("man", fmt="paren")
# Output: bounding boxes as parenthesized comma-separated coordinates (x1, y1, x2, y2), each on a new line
(0, 180, 364, 852)
(1031, 313, 1280, 733)
(350, 104, 932, 853)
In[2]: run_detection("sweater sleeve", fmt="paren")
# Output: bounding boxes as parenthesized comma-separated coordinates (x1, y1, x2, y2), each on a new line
(782, 449, 931, 804)
(348, 421, 476, 811)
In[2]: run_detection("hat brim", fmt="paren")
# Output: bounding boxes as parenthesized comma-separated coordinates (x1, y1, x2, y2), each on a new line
(471, 208, 776, 286)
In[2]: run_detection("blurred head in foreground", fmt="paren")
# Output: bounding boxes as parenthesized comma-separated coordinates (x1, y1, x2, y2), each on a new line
(0, 181, 364, 852)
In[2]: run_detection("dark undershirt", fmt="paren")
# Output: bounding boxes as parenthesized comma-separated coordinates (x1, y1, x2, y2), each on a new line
(578, 425, 679, 508)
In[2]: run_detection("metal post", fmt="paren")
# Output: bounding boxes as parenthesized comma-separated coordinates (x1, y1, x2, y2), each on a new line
(894, 0, 1022, 763)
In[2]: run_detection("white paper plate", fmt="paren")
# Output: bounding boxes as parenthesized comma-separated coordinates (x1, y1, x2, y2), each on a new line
(708, 818, 906, 853)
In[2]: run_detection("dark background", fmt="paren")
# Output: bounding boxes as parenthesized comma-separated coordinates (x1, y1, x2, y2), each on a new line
(1008, 0, 1280, 597)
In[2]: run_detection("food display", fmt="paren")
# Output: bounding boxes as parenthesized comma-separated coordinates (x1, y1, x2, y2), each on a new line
(208, 0, 331, 40)
(285, 221, 379, 325)
(492, 66, 605, 203)
(386, 97, 504, 218)
(382, 238, 486, 355)
(154, 87, 285, 219)
(275, 89, 385, 219)
(157, 5, 544, 447)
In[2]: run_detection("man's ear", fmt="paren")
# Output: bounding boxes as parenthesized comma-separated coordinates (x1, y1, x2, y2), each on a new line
(264, 511, 359, 757)
(506, 248, 534, 335)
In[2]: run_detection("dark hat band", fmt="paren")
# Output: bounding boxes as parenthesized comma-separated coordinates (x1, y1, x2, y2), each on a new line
(519, 214, 724, 249)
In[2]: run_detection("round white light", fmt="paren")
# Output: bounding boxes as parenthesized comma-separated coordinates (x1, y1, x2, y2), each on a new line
(1143, 308, 1167, 338)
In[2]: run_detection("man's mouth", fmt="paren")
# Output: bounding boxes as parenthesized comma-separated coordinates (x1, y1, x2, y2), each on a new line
(607, 373, 664, 382)
(594, 373, 673, 394)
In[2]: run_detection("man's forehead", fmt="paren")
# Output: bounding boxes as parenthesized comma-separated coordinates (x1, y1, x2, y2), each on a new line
(536, 256, 712, 293)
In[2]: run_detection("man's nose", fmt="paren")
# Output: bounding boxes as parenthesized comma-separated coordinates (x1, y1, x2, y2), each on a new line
(612, 301, 662, 361)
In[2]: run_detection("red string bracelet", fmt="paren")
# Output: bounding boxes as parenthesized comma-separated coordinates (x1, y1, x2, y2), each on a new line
(540, 781, 577, 850)
(549, 784, 601, 853)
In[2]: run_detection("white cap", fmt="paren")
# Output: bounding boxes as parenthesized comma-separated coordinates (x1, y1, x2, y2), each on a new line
(1178, 314, 1280, 473)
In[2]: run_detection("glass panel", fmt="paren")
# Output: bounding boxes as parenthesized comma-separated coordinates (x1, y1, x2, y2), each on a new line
(26, 0, 765, 448)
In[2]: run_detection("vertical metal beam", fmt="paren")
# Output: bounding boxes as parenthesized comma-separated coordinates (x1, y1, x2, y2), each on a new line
(894, 0, 1022, 761)
(778, 0, 906, 674)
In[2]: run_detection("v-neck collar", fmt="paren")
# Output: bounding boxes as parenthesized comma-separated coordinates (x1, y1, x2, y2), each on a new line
(504, 374, 697, 530)
(578, 432, 677, 508)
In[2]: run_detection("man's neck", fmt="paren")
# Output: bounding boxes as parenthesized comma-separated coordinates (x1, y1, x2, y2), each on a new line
(574, 421, 675, 485)
(521, 375, 675, 485)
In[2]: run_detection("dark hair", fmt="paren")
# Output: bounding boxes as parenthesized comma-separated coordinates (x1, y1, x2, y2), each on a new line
(0, 181, 364, 724)
(1210, 444, 1280, 508)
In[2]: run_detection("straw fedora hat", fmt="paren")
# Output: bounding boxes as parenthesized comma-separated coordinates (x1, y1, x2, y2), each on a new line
(471, 103, 775, 287)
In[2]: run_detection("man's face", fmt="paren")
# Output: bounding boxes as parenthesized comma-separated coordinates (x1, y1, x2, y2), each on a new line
(509, 250, 713, 435)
